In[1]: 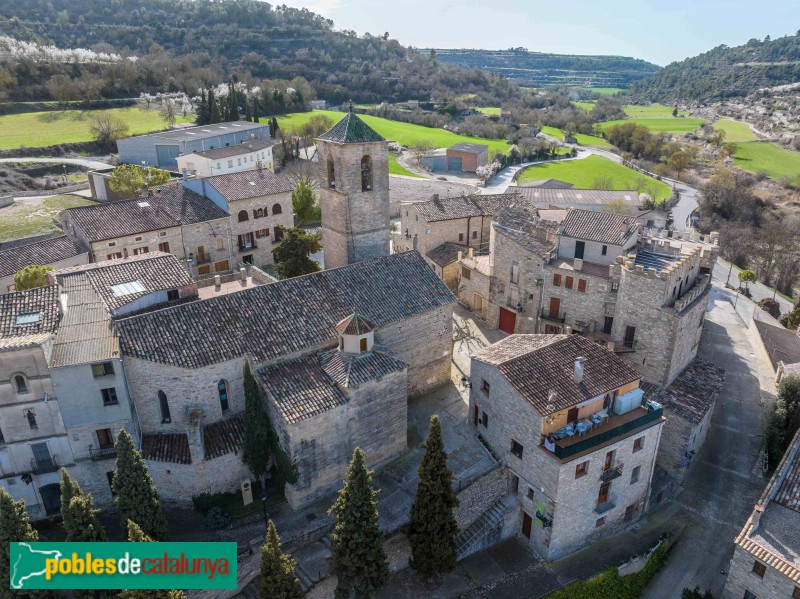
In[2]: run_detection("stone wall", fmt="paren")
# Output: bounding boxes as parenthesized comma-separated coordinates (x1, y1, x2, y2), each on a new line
(458, 261, 492, 320)
(453, 464, 508, 527)
(377, 304, 454, 396)
(399, 210, 491, 258)
(541, 264, 617, 334)
(227, 192, 293, 268)
(723, 543, 797, 599)
(147, 450, 252, 506)
(182, 218, 235, 275)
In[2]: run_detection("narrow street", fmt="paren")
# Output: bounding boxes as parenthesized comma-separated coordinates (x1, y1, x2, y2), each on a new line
(641, 288, 772, 598)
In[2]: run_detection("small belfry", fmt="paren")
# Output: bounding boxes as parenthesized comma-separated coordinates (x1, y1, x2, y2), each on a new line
(316, 104, 390, 269)
(336, 310, 376, 355)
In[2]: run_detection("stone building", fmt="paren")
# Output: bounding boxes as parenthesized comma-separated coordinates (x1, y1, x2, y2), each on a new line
(183, 169, 294, 270)
(115, 251, 455, 509)
(316, 112, 391, 269)
(47, 253, 197, 506)
(647, 359, 725, 503)
(0, 286, 73, 519)
(469, 334, 665, 561)
(723, 427, 800, 599)
(459, 207, 720, 386)
(60, 183, 231, 275)
(176, 139, 275, 177)
(0, 235, 88, 293)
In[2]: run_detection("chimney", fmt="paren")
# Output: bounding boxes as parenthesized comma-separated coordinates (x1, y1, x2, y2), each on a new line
(457, 251, 463, 262)
(574, 258, 583, 271)
(468, 247, 474, 258)
(182, 169, 188, 182)
(573, 356, 587, 384)
(431, 193, 439, 202)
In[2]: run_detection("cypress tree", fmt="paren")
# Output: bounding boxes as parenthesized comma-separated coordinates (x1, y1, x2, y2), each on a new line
(209, 89, 221, 124)
(242, 356, 272, 480)
(0, 486, 41, 599)
(229, 82, 239, 121)
(196, 88, 208, 125)
(408, 415, 459, 576)
(245, 99, 252, 122)
(112, 429, 169, 541)
(253, 97, 260, 123)
(258, 520, 303, 599)
(121, 521, 185, 599)
(329, 448, 389, 599)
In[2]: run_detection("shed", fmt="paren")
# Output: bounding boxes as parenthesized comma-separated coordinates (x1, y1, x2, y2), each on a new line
(446, 142, 489, 172)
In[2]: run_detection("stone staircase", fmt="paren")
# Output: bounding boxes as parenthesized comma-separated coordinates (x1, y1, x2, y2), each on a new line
(455, 495, 517, 560)
(294, 533, 332, 592)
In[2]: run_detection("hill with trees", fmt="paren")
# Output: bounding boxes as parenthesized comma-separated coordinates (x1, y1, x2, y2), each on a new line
(426, 48, 660, 88)
(0, 0, 517, 104)
(627, 33, 800, 103)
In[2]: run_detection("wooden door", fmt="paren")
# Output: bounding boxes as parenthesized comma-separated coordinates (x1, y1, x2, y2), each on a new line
(473, 405, 479, 427)
(522, 512, 532, 539)
(499, 307, 516, 334)
(567, 407, 579, 423)
(604, 451, 614, 471)
(548, 297, 561, 320)
(598, 482, 610, 504)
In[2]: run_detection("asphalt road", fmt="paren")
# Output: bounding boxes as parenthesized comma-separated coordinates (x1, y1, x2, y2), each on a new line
(641, 289, 772, 598)
(0, 156, 111, 171)
(712, 257, 794, 314)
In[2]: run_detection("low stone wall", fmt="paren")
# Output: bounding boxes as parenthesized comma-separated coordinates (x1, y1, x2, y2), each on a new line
(453, 463, 507, 528)
(250, 265, 278, 285)
(0, 194, 12, 208)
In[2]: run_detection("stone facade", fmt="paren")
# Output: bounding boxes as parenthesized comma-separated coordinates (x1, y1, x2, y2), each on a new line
(398, 207, 492, 257)
(318, 139, 390, 269)
(724, 544, 800, 599)
(225, 192, 293, 270)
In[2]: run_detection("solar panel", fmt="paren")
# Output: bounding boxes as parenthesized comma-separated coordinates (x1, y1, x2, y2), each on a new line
(111, 281, 146, 297)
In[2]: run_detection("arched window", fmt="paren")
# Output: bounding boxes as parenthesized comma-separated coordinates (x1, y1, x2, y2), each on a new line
(14, 374, 28, 394)
(272, 203, 282, 215)
(158, 390, 171, 423)
(238, 210, 249, 222)
(327, 156, 335, 188)
(218, 380, 229, 412)
(361, 155, 373, 191)
(256, 208, 264, 218)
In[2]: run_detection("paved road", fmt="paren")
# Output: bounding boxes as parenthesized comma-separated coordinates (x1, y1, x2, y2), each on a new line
(642, 288, 772, 598)
(712, 257, 794, 314)
(482, 151, 591, 194)
(0, 157, 110, 171)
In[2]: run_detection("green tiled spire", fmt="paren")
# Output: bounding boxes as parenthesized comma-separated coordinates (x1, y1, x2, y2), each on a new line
(319, 112, 385, 144)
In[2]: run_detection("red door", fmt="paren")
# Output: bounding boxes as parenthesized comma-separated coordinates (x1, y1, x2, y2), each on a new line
(522, 512, 532, 538)
(499, 307, 516, 334)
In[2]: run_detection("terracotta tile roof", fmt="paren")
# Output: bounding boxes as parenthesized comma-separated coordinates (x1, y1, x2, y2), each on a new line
(61, 185, 227, 242)
(735, 428, 800, 582)
(493, 207, 554, 255)
(141, 433, 191, 464)
(336, 312, 376, 335)
(414, 193, 520, 222)
(55, 252, 193, 312)
(0, 285, 61, 350)
(203, 414, 245, 460)
(319, 346, 406, 388)
(471, 334, 640, 415)
(259, 354, 349, 423)
(204, 168, 293, 201)
(117, 251, 455, 369)
(559, 208, 639, 245)
(652, 359, 725, 425)
(0, 236, 87, 278)
(318, 112, 385, 144)
(426, 242, 468, 267)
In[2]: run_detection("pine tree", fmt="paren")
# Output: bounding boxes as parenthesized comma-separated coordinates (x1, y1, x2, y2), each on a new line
(408, 415, 459, 576)
(258, 521, 303, 599)
(121, 521, 185, 599)
(0, 486, 41, 599)
(112, 429, 169, 541)
(329, 448, 389, 599)
(242, 356, 272, 479)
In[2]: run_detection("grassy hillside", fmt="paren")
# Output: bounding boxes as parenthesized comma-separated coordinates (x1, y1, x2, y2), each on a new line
(732, 142, 800, 181)
(596, 117, 705, 134)
(712, 119, 759, 142)
(517, 155, 671, 201)
(388, 154, 423, 178)
(622, 104, 688, 118)
(279, 110, 510, 154)
(591, 87, 625, 95)
(0, 108, 192, 150)
(540, 126, 611, 148)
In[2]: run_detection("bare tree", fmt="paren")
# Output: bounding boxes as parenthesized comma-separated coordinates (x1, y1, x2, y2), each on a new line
(161, 99, 177, 129)
(89, 113, 129, 151)
(409, 140, 434, 167)
(592, 176, 614, 190)
(280, 159, 318, 189)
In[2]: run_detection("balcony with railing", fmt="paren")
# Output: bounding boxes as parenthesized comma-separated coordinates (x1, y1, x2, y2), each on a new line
(595, 496, 616, 514)
(89, 446, 117, 461)
(541, 401, 663, 461)
(600, 462, 624, 482)
(30, 455, 58, 475)
(540, 307, 566, 323)
(238, 242, 257, 253)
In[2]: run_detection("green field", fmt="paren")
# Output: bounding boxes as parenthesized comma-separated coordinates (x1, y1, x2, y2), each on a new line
(279, 110, 510, 154)
(0, 195, 95, 241)
(596, 117, 705, 134)
(475, 106, 501, 116)
(574, 102, 595, 112)
(733, 142, 800, 181)
(0, 108, 193, 151)
(713, 118, 758, 142)
(540, 126, 611, 148)
(591, 87, 624, 95)
(516, 154, 672, 201)
(388, 153, 423, 178)
(622, 104, 687, 118)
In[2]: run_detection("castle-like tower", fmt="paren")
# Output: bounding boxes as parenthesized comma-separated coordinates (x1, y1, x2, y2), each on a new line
(316, 109, 390, 269)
